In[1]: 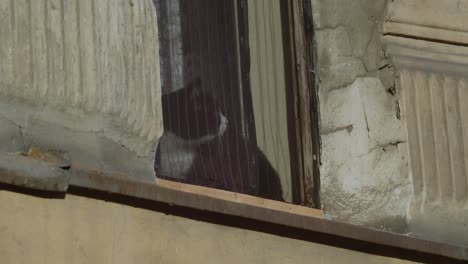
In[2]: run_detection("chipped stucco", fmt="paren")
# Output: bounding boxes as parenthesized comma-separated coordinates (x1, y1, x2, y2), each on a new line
(312, 0, 412, 232)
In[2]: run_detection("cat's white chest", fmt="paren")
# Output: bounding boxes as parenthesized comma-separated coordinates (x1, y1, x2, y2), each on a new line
(157, 132, 196, 180)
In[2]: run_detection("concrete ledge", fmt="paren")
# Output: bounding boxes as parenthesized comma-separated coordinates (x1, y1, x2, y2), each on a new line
(0, 152, 69, 192)
(66, 169, 468, 261)
(0, 99, 158, 182)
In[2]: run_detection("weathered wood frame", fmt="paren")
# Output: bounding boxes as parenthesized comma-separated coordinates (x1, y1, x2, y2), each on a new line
(233, 0, 322, 207)
(152, 0, 322, 215)
(154, 0, 321, 207)
(286, 0, 321, 207)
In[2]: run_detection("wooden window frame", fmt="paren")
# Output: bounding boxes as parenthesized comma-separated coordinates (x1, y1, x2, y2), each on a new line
(0, 0, 322, 218)
(0, 0, 323, 219)
(235, 0, 322, 207)
(153, 0, 321, 208)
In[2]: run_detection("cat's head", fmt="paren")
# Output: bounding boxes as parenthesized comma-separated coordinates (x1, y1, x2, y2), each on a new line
(162, 79, 228, 143)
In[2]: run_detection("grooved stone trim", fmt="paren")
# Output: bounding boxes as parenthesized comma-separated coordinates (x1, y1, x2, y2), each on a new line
(385, 35, 468, 246)
(0, 0, 162, 181)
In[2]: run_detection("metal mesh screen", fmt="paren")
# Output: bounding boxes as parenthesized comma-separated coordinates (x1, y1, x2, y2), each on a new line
(154, 0, 294, 202)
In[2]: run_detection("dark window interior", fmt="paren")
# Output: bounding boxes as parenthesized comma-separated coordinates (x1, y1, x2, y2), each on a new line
(153, 0, 306, 204)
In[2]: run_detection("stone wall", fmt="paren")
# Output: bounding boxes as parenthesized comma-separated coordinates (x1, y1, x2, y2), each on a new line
(315, 0, 468, 247)
(312, 0, 412, 232)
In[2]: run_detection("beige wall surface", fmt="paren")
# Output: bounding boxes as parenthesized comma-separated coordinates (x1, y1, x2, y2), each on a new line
(0, 189, 416, 264)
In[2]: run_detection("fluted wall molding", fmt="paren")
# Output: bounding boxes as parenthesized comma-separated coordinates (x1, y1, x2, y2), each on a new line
(384, 36, 468, 77)
(0, 0, 162, 181)
(385, 0, 468, 44)
(384, 35, 468, 204)
(384, 32, 468, 244)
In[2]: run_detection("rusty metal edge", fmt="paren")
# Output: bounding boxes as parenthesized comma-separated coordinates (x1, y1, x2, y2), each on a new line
(66, 170, 468, 261)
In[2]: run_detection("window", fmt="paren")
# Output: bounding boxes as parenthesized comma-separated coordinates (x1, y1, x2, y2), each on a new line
(153, 0, 319, 207)
(0, 0, 319, 209)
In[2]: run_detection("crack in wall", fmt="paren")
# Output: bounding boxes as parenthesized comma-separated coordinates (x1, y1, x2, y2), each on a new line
(314, 24, 346, 31)
(362, 104, 371, 139)
(321, 124, 353, 135)
(0, 114, 26, 149)
(325, 71, 368, 94)
(357, 140, 407, 158)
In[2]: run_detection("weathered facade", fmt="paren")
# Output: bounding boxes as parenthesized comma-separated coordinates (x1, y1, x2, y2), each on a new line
(315, 0, 411, 231)
(1, 0, 468, 262)
(316, 0, 468, 247)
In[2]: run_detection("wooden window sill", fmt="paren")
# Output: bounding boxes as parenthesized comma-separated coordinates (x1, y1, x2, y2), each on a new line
(157, 179, 323, 219)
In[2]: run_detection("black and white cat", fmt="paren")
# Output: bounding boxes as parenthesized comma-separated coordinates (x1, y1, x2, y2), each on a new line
(156, 79, 228, 180)
(155, 79, 284, 201)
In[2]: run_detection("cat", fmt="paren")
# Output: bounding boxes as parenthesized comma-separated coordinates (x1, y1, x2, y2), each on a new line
(155, 79, 284, 202)
(155, 78, 228, 180)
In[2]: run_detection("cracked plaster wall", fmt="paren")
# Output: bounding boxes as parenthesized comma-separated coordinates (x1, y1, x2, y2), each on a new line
(312, 0, 412, 232)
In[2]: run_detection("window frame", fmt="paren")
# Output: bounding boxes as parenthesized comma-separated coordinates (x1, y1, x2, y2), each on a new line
(153, 0, 321, 207)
